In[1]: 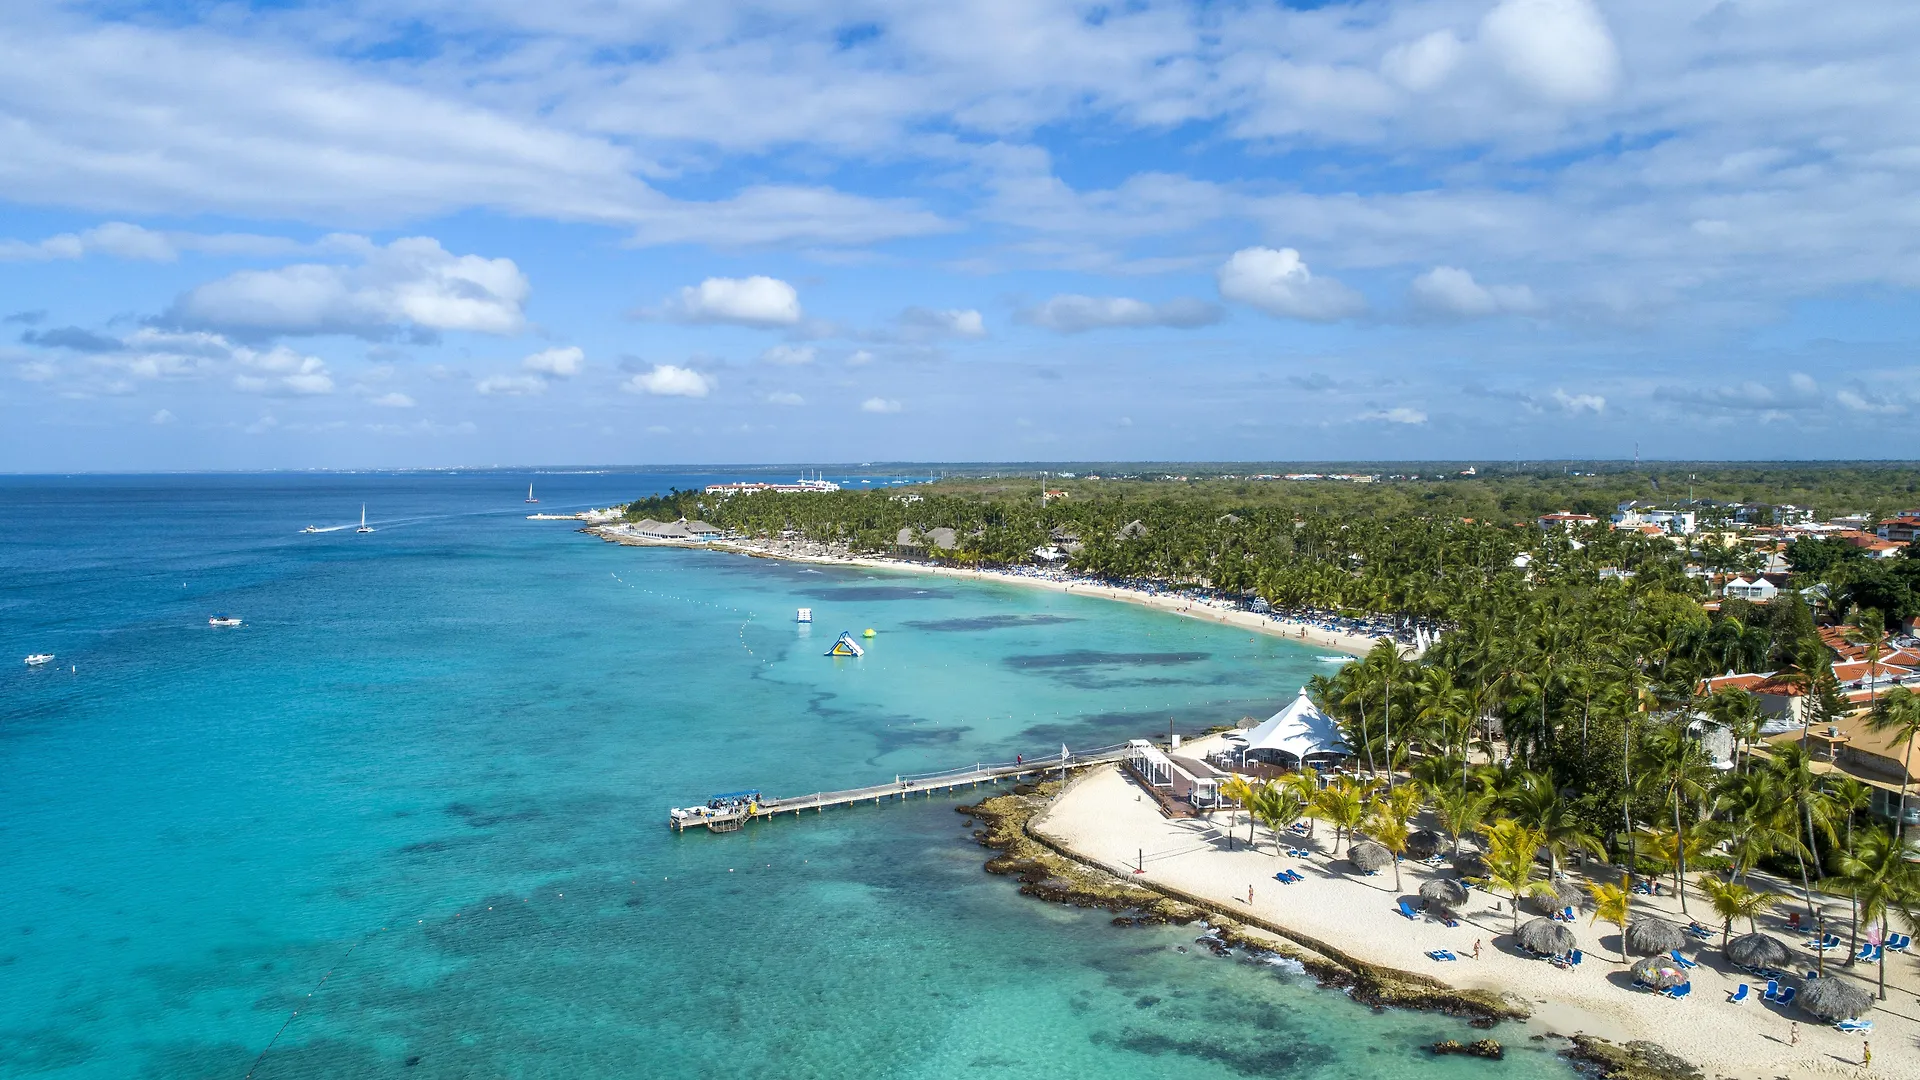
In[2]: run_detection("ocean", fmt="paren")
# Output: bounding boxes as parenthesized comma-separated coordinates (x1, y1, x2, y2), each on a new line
(0, 472, 1577, 1079)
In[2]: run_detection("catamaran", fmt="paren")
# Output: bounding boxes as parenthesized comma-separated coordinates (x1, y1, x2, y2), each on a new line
(208, 614, 242, 627)
(525, 483, 538, 504)
(355, 505, 374, 534)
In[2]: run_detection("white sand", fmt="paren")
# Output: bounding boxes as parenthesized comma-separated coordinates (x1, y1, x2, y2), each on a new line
(1035, 747, 1912, 1080)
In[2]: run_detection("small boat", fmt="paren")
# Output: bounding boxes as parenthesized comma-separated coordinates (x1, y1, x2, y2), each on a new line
(208, 615, 242, 627)
(826, 631, 865, 657)
(24, 653, 54, 666)
(525, 483, 538, 504)
(301, 525, 321, 534)
(796, 607, 813, 623)
(355, 505, 374, 534)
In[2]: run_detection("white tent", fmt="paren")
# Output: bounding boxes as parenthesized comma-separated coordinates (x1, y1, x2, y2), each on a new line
(1240, 688, 1350, 768)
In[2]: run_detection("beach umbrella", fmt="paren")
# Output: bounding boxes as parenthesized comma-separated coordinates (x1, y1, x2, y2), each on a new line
(1797, 976, 1874, 1022)
(1420, 878, 1469, 907)
(1517, 917, 1575, 957)
(1407, 830, 1445, 859)
(1451, 851, 1488, 880)
(1630, 955, 1690, 990)
(1349, 840, 1393, 873)
(1625, 917, 1686, 957)
(1530, 877, 1586, 915)
(1725, 933, 1790, 972)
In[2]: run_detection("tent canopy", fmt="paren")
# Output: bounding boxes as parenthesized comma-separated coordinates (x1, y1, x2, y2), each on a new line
(1241, 688, 1350, 767)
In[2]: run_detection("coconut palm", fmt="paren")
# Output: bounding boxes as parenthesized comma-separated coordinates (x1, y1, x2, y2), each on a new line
(1434, 787, 1496, 858)
(1312, 776, 1372, 856)
(1508, 782, 1606, 881)
(1767, 744, 1841, 974)
(1696, 875, 1782, 949)
(1825, 776, 1875, 955)
(1586, 878, 1631, 962)
(1866, 687, 1920, 843)
(1476, 818, 1558, 935)
(1636, 720, 1716, 916)
(1249, 783, 1306, 854)
(1219, 774, 1258, 849)
(1819, 825, 1920, 999)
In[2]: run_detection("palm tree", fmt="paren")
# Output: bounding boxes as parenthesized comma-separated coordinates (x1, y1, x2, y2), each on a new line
(1434, 788, 1496, 858)
(1507, 782, 1605, 881)
(1586, 878, 1631, 962)
(1866, 687, 1920, 843)
(1638, 824, 1713, 915)
(1844, 606, 1889, 711)
(1312, 776, 1372, 856)
(1367, 803, 1413, 892)
(1249, 783, 1306, 854)
(1637, 720, 1716, 916)
(1476, 818, 1557, 935)
(1696, 875, 1783, 948)
(1768, 744, 1840, 974)
(1825, 776, 1875, 957)
(1219, 774, 1259, 849)
(1819, 825, 1920, 999)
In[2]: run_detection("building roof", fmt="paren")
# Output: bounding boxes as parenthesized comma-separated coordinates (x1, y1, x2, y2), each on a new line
(1765, 712, 1920, 786)
(1699, 671, 1805, 697)
(1242, 688, 1350, 761)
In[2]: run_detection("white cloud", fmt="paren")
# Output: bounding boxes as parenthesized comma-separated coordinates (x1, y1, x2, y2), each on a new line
(628, 186, 951, 247)
(1216, 247, 1365, 322)
(1381, 31, 1463, 94)
(522, 346, 584, 377)
(1479, 0, 1621, 105)
(847, 349, 876, 366)
(663, 276, 801, 327)
(1837, 389, 1905, 415)
(1789, 373, 1819, 395)
(860, 397, 902, 414)
(766, 391, 805, 406)
(1017, 294, 1223, 333)
(899, 307, 986, 338)
(760, 344, 817, 365)
(624, 364, 711, 397)
(231, 344, 333, 396)
(1409, 266, 1539, 318)
(1550, 388, 1605, 414)
(476, 374, 546, 396)
(369, 392, 416, 408)
(0, 222, 301, 263)
(1358, 407, 1427, 425)
(170, 237, 529, 338)
(149, 408, 175, 424)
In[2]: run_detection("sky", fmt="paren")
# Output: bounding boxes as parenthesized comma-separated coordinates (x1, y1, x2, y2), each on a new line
(2, 0, 1917, 471)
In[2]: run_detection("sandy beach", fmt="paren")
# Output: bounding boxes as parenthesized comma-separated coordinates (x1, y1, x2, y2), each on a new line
(582, 525, 1397, 657)
(1034, 740, 1913, 1080)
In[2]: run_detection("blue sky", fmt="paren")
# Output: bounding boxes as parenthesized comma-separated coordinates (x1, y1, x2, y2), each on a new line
(2, 0, 1917, 470)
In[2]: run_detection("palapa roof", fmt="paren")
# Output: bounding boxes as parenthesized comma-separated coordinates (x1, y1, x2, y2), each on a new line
(1530, 877, 1586, 914)
(1625, 917, 1686, 956)
(1517, 917, 1575, 956)
(1242, 689, 1351, 762)
(1349, 840, 1392, 872)
(1419, 878, 1468, 906)
(1725, 932, 1790, 970)
(1451, 851, 1489, 879)
(1798, 976, 1874, 1022)
(1630, 955, 1690, 990)
(1406, 829, 1444, 859)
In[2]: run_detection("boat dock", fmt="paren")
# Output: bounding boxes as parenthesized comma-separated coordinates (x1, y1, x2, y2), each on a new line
(669, 744, 1133, 832)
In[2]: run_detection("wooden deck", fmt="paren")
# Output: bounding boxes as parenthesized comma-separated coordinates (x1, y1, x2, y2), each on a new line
(669, 744, 1133, 831)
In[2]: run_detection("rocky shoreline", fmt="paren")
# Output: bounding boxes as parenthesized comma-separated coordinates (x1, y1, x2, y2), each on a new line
(958, 781, 1701, 1080)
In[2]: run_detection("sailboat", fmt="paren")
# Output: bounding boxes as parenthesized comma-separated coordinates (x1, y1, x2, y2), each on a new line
(525, 483, 538, 504)
(355, 505, 374, 534)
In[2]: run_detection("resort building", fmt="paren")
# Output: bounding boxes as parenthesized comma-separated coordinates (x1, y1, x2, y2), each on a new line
(1233, 689, 1351, 772)
(1699, 671, 1807, 732)
(1768, 716, 1920, 828)
(1537, 511, 1599, 530)
(1721, 576, 1779, 602)
(627, 518, 724, 541)
(894, 526, 958, 557)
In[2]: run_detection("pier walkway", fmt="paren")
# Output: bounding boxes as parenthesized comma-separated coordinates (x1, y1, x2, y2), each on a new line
(669, 744, 1133, 832)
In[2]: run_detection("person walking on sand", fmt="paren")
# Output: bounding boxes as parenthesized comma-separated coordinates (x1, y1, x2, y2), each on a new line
(1863, 1040, 1870, 1067)
(1247, 885, 1254, 904)
(1788, 1023, 1797, 1046)
(1472, 939, 1481, 961)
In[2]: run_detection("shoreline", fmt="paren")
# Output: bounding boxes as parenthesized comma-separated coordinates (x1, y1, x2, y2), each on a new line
(582, 526, 1395, 657)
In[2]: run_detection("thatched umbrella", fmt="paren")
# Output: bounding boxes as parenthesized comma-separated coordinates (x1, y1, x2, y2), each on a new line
(1625, 917, 1686, 958)
(1517, 917, 1575, 957)
(1420, 878, 1469, 907)
(1407, 829, 1445, 859)
(1798, 977, 1874, 1022)
(1349, 840, 1392, 873)
(1451, 851, 1488, 880)
(1630, 955, 1690, 990)
(1725, 933, 1790, 972)
(1530, 877, 1586, 915)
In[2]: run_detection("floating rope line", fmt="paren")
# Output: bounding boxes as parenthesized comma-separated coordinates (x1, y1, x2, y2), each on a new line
(243, 933, 374, 1079)
(607, 572, 770, 666)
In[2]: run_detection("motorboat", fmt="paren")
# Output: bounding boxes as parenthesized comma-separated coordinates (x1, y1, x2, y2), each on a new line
(209, 615, 242, 627)
(24, 653, 54, 666)
(355, 505, 374, 534)
(301, 525, 321, 534)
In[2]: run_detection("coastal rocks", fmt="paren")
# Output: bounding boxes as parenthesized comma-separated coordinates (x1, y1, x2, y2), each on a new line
(1430, 1039, 1504, 1060)
(1561, 1036, 1702, 1080)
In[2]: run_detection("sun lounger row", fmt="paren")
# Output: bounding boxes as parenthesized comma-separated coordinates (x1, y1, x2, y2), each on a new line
(1658, 982, 1691, 1000)
(1760, 980, 1797, 1006)
(1285, 848, 1313, 857)
(1272, 870, 1304, 884)
(1549, 949, 1583, 970)
(1426, 949, 1458, 961)
(1836, 1019, 1873, 1033)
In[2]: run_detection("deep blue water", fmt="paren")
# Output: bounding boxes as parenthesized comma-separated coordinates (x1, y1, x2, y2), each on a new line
(0, 472, 1577, 1079)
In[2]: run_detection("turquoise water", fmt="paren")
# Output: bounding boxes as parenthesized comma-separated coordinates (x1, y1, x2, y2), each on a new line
(0, 473, 1577, 1079)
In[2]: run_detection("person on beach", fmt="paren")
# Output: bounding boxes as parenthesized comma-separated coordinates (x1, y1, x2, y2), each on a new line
(1247, 885, 1254, 904)
(1863, 1041, 1870, 1067)
(1788, 1023, 1797, 1046)
(1472, 939, 1481, 960)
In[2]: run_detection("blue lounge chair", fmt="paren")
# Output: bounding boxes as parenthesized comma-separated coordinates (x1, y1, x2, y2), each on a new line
(1762, 979, 1780, 1001)
(1726, 984, 1749, 1004)
(1671, 949, 1698, 970)
(1854, 942, 1875, 962)
(1442, 916, 1460, 928)
(1397, 900, 1418, 920)
(1888, 933, 1911, 952)
(1775, 986, 1796, 1007)
(1274, 871, 1292, 884)
(1659, 982, 1692, 1000)
(1835, 1019, 1873, 1033)
(1427, 949, 1458, 961)
(1687, 922, 1714, 940)
(1569, 949, 1583, 967)
(1862, 944, 1883, 963)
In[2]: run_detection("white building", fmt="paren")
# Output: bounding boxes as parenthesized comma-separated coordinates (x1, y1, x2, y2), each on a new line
(1722, 576, 1779, 602)
(1237, 689, 1351, 770)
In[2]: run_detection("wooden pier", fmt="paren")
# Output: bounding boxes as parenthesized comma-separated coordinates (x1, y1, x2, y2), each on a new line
(669, 744, 1133, 832)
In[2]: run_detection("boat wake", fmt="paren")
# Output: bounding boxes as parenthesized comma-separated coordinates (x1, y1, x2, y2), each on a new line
(301, 524, 356, 533)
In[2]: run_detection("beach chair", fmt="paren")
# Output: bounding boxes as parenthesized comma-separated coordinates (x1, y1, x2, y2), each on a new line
(1569, 949, 1583, 967)
(1853, 942, 1875, 962)
(1687, 923, 1714, 941)
(1726, 984, 1749, 1004)
(1774, 986, 1796, 1007)
(1835, 1019, 1873, 1034)
(1890, 933, 1912, 952)
(1670, 949, 1698, 970)
(1273, 871, 1293, 885)
(1426, 949, 1457, 961)
(1659, 982, 1692, 1000)
(1762, 980, 1780, 1001)
(1558, 906, 1575, 921)
(1442, 916, 1460, 928)
(1397, 901, 1418, 920)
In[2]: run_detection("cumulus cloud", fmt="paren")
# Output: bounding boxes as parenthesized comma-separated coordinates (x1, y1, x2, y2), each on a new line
(1837, 389, 1906, 415)
(628, 186, 952, 247)
(1790, 373, 1819, 394)
(368, 392, 415, 408)
(1381, 30, 1464, 93)
(522, 346, 584, 377)
(1357, 407, 1427, 424)
(761, 344, 817, 365)
(1479, 0, 1621, 105)
(860, 397, 902, 413)
(1217, 247, 1365, 322)
(766, 391, 805, 406)
(0, 222, 293, 263)
(898, 307, 986, 339)
(662, 276, 801, 327)
(1016, 294, 1223, 333)
(169, 237, 529, 338)
(1550, 388, 1605, 414)
(20, 326, 124, 353)
(476, 373, 546, 396)
(624, 364, 711, 397)
(232, 344, 334, 396)
(1409, 266, 1539, 318)
(150, 408, 175, 424)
